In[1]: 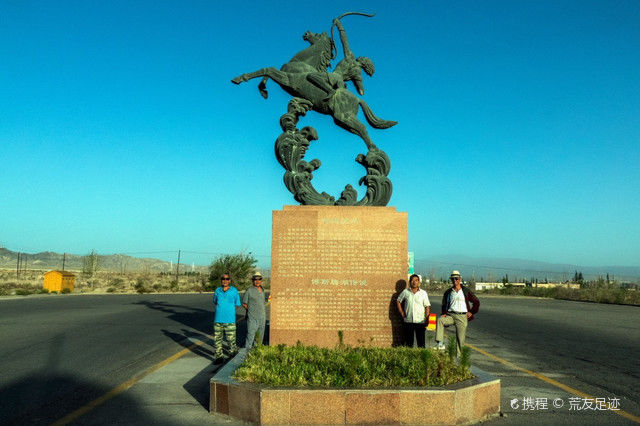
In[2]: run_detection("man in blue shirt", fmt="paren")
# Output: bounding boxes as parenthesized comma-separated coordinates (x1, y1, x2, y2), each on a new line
(213, 273, 241, 362)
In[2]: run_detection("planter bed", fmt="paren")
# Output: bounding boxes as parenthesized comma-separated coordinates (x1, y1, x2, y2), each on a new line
(210, 349, 500, 424)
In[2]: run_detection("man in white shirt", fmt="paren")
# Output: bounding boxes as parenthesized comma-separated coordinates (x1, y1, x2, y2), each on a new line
(435, 270, 480, 354)
(396, 274, 431, 347)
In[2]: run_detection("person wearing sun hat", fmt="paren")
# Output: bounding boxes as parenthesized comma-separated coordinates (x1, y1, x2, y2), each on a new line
(242, 271, 268, 350)
(435, 270, 480, 354)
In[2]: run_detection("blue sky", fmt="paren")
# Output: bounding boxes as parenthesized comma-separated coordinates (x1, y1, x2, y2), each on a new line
(1, 0, 639, 268)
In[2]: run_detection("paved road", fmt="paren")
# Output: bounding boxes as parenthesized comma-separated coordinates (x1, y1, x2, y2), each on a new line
(0, 293, 229, 424)
(1, 294, 638, 425)
(430, 295, 640, 424)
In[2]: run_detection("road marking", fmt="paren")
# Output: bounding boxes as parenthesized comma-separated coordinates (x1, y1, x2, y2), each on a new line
(51, 340, 206, 426)
(467, 342, 640, 423)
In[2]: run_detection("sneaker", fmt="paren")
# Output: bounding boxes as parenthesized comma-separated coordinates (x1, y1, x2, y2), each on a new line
(435, 342, 446, 350)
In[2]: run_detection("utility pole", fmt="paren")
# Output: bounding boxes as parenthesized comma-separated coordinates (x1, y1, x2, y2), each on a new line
(62, 253, 66, 271)
(175, 250, 181, 284)
(16, 252, 21, 278)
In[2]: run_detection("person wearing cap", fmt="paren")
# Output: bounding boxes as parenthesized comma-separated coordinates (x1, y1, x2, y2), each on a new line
(435, 270, 480, 354)
(396, 274, 431, 347)
(213, 273, 241, 362)
(242, 271, 268, 350)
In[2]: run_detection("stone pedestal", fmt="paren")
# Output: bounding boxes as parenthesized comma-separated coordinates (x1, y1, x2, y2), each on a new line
(270, 205, 408, 347)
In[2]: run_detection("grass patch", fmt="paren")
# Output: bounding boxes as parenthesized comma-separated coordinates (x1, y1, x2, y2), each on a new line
(234, 340, 472, 388)
(485, 285, 640, 306)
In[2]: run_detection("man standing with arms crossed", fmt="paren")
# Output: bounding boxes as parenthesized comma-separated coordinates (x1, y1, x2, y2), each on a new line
(397, 274, 431, 347)
(213, 273, 241, 363)
(243, 271, 267, 350)
(435, 270, 480, 354)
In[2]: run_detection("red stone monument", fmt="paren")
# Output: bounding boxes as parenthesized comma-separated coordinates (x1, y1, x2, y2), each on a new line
(270, 205, 408, 347)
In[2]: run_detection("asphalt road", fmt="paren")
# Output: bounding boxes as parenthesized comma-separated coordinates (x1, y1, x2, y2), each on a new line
(1, 293, 638, 425)
(0, 293, 230, 425)
(430, 295, 640, 425)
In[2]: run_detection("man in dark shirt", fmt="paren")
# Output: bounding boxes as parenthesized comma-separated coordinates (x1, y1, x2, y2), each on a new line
(242, 271, 267, 350)
(435, 270, 480, 354)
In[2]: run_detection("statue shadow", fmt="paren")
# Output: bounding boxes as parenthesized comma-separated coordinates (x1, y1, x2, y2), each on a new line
(132, 297, 268, 411)
(389, 279, 407, 347)
(0, 333, 158, 425)
(161, 322, 249, 411)
(131, 300, 212, 334)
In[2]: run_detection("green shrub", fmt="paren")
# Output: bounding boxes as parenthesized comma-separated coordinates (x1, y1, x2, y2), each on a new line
(38, 288, 50, 294)
(134, 277, 151, 294)
(485, 285, 639, 306)
(61, 288, 71, 294)
(109, 278, 125, 288)
(625, 290, 640, 305)
(459, 346, 471, 368)
(234, 342, 473, 388)
(208, 252, 258, 291)
(15, 289, 34, 296)
(107, 287, 116, 293)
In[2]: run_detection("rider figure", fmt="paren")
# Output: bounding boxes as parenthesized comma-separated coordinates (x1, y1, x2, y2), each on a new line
(306, 18, 374, 100)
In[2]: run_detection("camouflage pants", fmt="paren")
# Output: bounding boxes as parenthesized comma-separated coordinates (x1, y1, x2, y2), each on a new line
(213, 322, 237, 358)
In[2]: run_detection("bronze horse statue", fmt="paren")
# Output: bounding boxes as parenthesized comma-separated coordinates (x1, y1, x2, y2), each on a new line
(231, 26, 396, 150)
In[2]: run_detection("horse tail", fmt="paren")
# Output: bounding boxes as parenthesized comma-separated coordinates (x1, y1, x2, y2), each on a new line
(359, 100, 397, 129)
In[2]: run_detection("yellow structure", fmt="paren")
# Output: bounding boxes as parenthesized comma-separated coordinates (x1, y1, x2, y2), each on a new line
(44, 270, 75, 292)
(427, 313, 437, 331)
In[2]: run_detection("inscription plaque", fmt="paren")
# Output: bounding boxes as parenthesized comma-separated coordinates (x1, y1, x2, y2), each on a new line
(270, 205, 408, 347)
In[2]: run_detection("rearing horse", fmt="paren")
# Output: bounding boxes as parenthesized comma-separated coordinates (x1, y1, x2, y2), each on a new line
(231, 30, 396, 150)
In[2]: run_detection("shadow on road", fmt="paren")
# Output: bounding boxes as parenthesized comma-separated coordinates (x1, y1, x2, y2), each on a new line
(132, 300, 212, 334)
(133, 298, 271, 412)
(159, 325, 251, 411)
(159, 318, 270, 411)
(0, 332, 154, 425)
(0, 373, 155, 425)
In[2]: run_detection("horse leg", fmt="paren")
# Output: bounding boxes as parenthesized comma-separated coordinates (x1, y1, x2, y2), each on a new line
(332, 112, 377, 150)
(231, 67, 286, 85)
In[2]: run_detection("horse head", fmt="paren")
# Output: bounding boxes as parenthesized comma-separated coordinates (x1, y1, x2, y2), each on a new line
(288, 31, 333, 72)
(302, 30, 331, 46)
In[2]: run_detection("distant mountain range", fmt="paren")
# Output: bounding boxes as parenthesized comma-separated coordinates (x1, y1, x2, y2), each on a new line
(1, 248, 638, 282)
(0, 248, 208, 273)
(414, 254, 640, 282)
